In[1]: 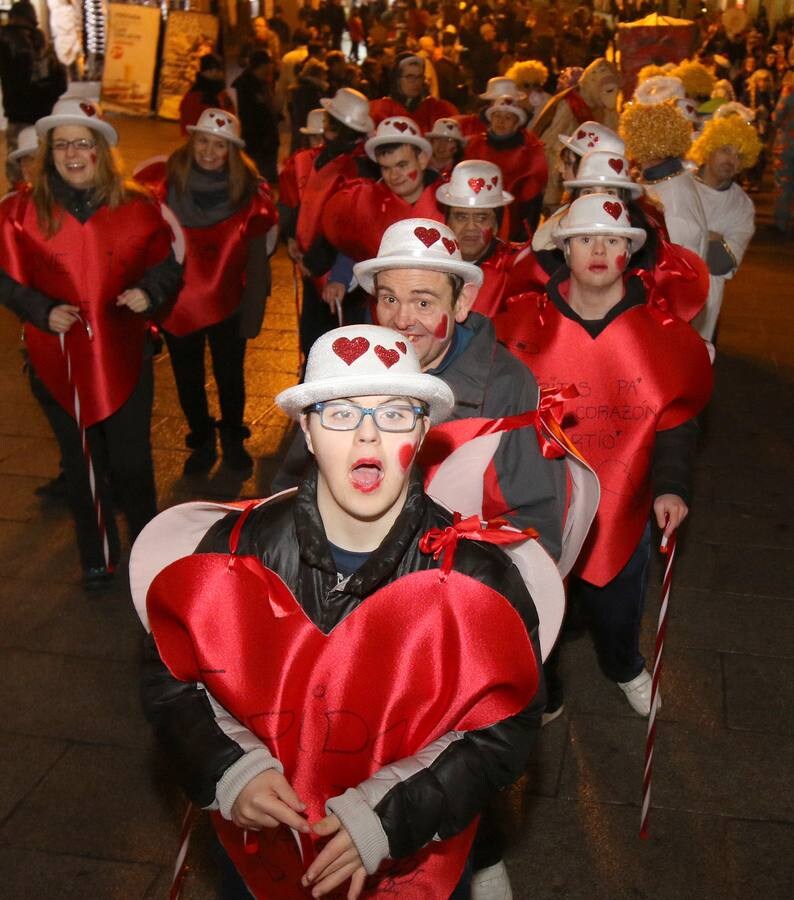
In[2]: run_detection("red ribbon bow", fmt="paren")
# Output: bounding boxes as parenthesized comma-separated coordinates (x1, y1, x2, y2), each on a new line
(419, 512, 538, 580)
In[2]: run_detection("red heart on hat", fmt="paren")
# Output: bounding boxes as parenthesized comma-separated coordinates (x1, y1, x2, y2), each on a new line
(485, 184, 493, 190)
(608, 158, 624, 174)
(576, 129, 587, 139)
(442, 237, 457, 255)
(213, 116, 227, 127)
(603, 201, 623, 220)
(79, 102, 96, 117)
(332, 336, 369, 365)
(408, 126, 417, 134)
(393, 121, 409, 132)
(414, 226, 440, 247)
(468, 177, 486, 193)
(395, 341, 407, 354)
(491, 176, 499, 185)
(374, 345, 400, 368)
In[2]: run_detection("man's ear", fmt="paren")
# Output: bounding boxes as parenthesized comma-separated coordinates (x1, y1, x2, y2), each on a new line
(454, 282, 479, 322)
(300, 414, 316, 456)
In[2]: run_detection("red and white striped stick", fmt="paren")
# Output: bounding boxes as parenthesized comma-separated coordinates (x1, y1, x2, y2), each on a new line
(640, 521, 678, 839)
(59, 320, 112, 570)
(169, 802, 201, 900)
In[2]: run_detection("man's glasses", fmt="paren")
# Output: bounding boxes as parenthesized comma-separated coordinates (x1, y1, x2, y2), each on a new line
(52, 139, 96, 153)
(309, 401, 426, 432)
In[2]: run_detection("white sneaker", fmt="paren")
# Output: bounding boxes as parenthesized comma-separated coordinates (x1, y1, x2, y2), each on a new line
(471, 861, 513, 900)
(617, 670, 659, 717)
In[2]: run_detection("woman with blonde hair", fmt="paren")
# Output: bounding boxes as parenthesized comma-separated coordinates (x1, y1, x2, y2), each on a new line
(136, 108, 278, 475)
(0, 97, 181, 589)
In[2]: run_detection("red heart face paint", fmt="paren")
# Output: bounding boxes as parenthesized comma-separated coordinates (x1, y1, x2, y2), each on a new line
(433, 313, 449, 339)
(399, 441, 418, 471)
(407, 170, 419, 181)
(615, 252, 628, 271)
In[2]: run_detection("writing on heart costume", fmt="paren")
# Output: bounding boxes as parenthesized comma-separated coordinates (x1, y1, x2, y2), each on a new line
(0, 185, 173, 426)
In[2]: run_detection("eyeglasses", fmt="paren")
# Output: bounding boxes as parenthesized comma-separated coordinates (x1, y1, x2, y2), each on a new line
(309, 401, 426, 432)
(400, 73, 424, 82)
(52, 139, 96, 153)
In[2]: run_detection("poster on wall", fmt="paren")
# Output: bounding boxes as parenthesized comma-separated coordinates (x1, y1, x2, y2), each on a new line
(100, 4, 161, 115)
(157, 11, 220, 121)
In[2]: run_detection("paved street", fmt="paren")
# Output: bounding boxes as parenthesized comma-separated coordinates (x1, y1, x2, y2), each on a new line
(0, 114, 791, 899)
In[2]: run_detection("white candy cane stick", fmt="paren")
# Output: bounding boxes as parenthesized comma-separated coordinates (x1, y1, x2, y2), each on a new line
(640, 521, 677, 839)
(335, 297, 344, 327)
(59, 319, 111, 570)
(169, 803, 201, 900)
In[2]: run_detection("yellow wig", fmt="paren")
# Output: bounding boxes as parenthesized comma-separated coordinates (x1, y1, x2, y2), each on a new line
(505, 59, 549, 89)
(620, 101, 693, 165)
(688, 116, 762, 171)
(669, 60, 716, 99)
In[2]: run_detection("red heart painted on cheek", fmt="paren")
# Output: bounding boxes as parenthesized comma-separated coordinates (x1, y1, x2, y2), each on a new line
(374, 345, 400, 367)
(392, 121, 409, 132)
(79, 102, 96, 117)
(442, 237, 457, 255)
(395, 341, 407, 354)
(414, 226, 440, 247)
(332, 336, 370, 365)
(608, 157, 623, 174)
(603, 201, 622, 220)
(468, 177, 485, 193)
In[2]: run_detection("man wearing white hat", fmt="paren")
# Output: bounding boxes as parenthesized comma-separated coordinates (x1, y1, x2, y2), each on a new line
(496, 195, 713, 718)
(426, 116, 467, 175)
(135, 324, 545, 899)
(277, 87, 378, 354)
(6, 124, 39, 187)
(464, 96, 548, 240)
(298, 107, 326, 148)
(369, 51, 458, 132)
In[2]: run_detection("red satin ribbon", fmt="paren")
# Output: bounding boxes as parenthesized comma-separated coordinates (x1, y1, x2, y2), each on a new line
(419, 512, 539, 580)
(633, 239, 701, 325)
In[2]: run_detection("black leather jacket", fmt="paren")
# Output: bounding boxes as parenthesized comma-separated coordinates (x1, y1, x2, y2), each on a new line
(141, 468, 545, 863)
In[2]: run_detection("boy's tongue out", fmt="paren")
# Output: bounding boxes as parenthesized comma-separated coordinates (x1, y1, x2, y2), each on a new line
(350, 460, 383, 491)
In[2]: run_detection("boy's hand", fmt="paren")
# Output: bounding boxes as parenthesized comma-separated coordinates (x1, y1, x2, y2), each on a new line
(116, 288, 151, 313)
(653, 493, 688, 538)
(230, 769, 310, 833)
(48, 304, 81, 333)
(302, 814, 366, 899)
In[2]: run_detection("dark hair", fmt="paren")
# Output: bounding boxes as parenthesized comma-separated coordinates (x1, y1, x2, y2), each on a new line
(325, 115, 365, 144)
(374, 142, 421, 159)
(199, 53, 223, 72)
(373, 270, 465, 306)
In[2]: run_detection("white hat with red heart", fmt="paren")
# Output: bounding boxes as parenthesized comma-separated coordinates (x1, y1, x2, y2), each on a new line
(353, 218, 484, 294)
(36, 97, 118, 146)
(552, 194, 647, 250)
(484, 95, 528, 128)
(425, 117, 467, 144)
(365, 116, 432, 160)
(563, 151, 643, 197)
(479, 76, 527, 102)
(320, 87, 374, 133)
(559, 120, 624, 157)
(300, 108, 326, 135)
(186, 108, 245, 147)
(275, 324, 455, 422)
(436, 159, 514, 208)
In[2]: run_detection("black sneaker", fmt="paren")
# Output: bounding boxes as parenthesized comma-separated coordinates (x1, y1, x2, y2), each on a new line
(183, 434, 217, 475)
(83, 566, 114, 592)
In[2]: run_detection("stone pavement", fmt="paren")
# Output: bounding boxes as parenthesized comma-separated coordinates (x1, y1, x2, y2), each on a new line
(0, 115, 792, 899)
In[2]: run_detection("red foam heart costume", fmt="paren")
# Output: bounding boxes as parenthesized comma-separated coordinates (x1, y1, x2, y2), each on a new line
(470, 241, 551, 318)
(369, 96, 459, 132)
(494, 288, 713, 586)
(134, 161, 278, 336)
(0, 187, 172, 426)
(146, 510, 538, 898)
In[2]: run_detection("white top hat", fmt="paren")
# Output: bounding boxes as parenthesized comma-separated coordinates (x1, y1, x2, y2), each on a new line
(353, 218, 484, 295)
(425, 117, 467, 144)
(484, 95, 528, 129)
(365, 117, 432, 161)
(186, 108, 245, 147)
(559, 121, 624, 157)
(300, 108, 326, 135)
(634, 75, 686, 105)
(9, 125, 39, 162)
(479, 76, 526, 102)
(436, 159, 514, 208)
(36, 97, 118, 146)
(714, 101, 755, 122)
(276, 324, 455, 423)
(563, 151, 643, 198)
(320, 87, 374, 133)
(552, 194, 647, 251)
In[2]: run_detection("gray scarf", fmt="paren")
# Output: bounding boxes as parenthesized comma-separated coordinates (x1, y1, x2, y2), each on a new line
(167, 164, 246, 228)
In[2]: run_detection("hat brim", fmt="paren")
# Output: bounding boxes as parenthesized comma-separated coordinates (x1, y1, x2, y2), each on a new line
(563, 177, 644, 197)
(425, 131, 468, 144)
(479, 89, 527, 101)
(553, 222, 647, 251)
(36, 114, 118, 147)
(557, 132, 580, 153)
(8, 145, 37, 161)
(186, 124, 245, 148)
(276, 372, 455, 424)
(435, 184, 514, 208)
(365, 134, 432, 161)
(319, 97, 374, 133)
(353, 253, 484, 295)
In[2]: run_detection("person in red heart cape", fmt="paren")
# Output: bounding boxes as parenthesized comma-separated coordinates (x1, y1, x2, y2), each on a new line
(0, 97, 181, 590)
(134, 108, 278, 475)
(134, 324, 545, 899)
(277, 89, 379, 357)
(369, 52, 459, 132)
(494, 194, 713, 720)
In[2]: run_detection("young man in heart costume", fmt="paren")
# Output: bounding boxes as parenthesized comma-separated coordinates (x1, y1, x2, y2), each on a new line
(495, 194, 713, 719)
(133, 324, 545, 899)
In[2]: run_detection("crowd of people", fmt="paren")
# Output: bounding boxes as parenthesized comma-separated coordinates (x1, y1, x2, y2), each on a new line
(0, 2, 789, 900)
